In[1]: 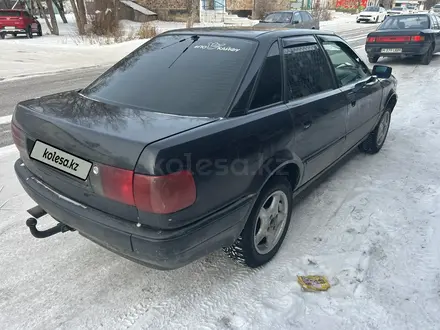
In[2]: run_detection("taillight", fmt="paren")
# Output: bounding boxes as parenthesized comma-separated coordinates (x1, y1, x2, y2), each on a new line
(98, 164, 135, 206)
(11, 121, 26, 152)
(95, 163, 196, 214)
(134, 170, 196, 214)
(411, 35, 425, 42)
(367, 37, 376, 43)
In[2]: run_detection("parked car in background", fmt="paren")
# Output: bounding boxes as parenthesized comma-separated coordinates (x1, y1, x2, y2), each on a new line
(429, 4, 440, 15)
(356, 6, 388, 23)
(254, 10, 320, 29)
(0, 9, 42, 39)
(13, 27, 397, 270)
(365, 13, 440, 64)
(406, 5, 418, 13)
(387, 6, 410, 15)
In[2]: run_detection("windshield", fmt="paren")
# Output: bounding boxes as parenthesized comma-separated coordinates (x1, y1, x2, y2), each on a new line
(262, 12, 293, 23)
(0, 11, 21, 17)
(365, 6, 380, 11)
(391, 7, 403, 11)
(379, 15, 430, 29)
(81, 35, 257, 117)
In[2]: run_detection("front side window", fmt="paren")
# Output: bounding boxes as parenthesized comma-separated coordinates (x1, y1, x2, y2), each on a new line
(300, 11, 312, 21)
(81, 35, 257, 117)
(283, 43, 334, 101)
(250, 42, 282, 110)
(322, 41, 370, 87)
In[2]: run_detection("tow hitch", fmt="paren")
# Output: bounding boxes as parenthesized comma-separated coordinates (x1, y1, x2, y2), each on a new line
(25, 205, 75, 239)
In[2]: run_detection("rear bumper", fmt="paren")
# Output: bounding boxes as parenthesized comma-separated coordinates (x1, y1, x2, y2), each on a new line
(15, 158, 254, 270)
(0, 28, 26, 34)
(365, 42, 431, 57)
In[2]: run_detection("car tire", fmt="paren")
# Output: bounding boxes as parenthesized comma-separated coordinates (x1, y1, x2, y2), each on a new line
(27, 26, 33, 39)
(37, 24, 42, 37)
(0, 32, 5, 39)
(375, 16, 379, 22)
(359, 109, 391, 154)
(420, 43, 434, 65)
(223, 176, 293, 268)
(368, 55, 380, 63)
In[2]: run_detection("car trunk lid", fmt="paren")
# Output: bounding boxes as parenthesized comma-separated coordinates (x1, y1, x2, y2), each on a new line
(12, 90, 218, 221)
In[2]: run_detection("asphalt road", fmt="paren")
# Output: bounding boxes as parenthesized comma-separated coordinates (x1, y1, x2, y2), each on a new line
(0, 25, 378, 148)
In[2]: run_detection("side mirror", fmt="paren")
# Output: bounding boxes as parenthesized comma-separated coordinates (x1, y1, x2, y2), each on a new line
(372, 65, 392, 78)
(292, 20, 300, 24)
(33, 16, 38, 19)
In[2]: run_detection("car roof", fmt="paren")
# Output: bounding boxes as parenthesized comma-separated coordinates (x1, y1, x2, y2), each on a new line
(162, 27, 336, 41)
(0, 9, 25, 12)
(388, 13, 429, 17)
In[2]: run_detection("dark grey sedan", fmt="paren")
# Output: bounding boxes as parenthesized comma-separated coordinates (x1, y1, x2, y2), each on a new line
(253, 10, 320, 30)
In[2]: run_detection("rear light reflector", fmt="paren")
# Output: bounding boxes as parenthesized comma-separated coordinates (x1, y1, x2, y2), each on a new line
(411, 35, 425, 42)
(134, 170, 196, 214)
(11, 121, 26, 152)
(376, 36, 411, 42)
(96, 163, 196, 215)
(99, 164, 135, 206)
(366, 37, 376, 43)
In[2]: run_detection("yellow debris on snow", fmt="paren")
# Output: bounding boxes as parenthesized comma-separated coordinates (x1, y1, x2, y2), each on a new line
(297, 275, 331, 292)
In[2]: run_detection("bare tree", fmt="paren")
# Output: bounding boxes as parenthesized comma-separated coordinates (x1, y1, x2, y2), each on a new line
(46, 0, 59, 35)
(186, 0, 197, 28)
(70, 0, 87, 35)
(53, 0, 68, 23)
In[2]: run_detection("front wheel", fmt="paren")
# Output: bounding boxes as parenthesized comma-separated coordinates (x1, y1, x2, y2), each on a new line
(0, 32, 5, 39)
(420, 44, 434, 65)
(223, 176, 293, 268)
(26, 26, 33, 39)
(37, 24, 42, 37)
(359, 109, 391, 154)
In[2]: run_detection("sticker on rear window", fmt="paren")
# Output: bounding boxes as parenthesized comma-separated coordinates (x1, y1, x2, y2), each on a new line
(194, 42, 240, 52)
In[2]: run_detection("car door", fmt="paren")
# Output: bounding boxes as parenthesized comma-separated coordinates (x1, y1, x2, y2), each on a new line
(380, 7, 387, 20)
(318, 34, 383, 151)
(300, 11, 317, 29)
(23, 11, 36, 31)
(429, 15, 440, 52)
(281, 35, 348, 184)
(290, 11, 304, 29)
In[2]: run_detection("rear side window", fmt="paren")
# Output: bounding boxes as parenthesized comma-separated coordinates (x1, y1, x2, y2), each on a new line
(283, 43, 334, 101)
(300, 11, 312, 21)
(0, 11, 21, 17)
(81, 35, 257, 117)
(250, 41, 282, 109)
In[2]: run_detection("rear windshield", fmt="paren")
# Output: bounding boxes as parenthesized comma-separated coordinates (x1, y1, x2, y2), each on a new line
(0, 11, 21, 17)
(81, 34, 257, 117)
(379, 15, 430, 29)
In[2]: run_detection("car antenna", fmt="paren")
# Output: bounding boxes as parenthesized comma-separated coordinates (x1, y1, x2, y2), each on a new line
(168, 35, 200, 68)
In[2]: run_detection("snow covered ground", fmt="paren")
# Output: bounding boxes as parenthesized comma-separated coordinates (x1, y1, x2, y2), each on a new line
(1, 49, 440, 329)
(0, 12, 363, 81)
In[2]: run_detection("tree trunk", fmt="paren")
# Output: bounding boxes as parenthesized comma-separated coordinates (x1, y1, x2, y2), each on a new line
(35, 0, 54, 33)
(54, 0, 68, 23)
(76, 0, 88, 30)
(69, 0, 85, 34)
(46, 0, 59, 35)
(186, 0, 197, 28)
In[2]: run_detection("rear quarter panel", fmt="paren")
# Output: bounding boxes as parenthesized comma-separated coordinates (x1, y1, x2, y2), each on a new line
(134, 105, 299, 229)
